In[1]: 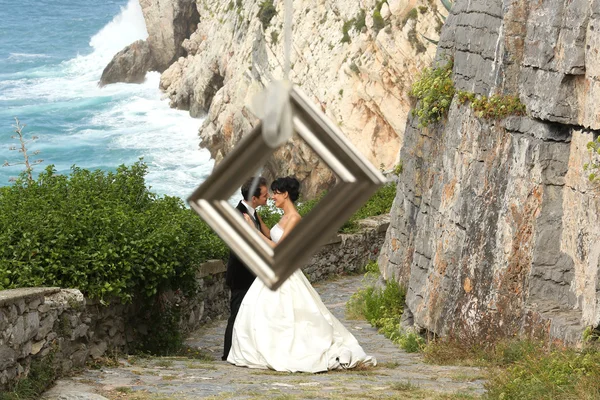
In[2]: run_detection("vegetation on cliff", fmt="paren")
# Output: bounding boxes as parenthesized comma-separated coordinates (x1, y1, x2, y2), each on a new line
(584, 136, 600, 183)
(457, 91, 526, 120)
(410, 59, 528, 128)
(409, 59, 455, 128)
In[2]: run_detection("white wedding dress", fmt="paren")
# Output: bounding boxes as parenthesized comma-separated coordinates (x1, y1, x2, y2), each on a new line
(227, 223, 376, 373)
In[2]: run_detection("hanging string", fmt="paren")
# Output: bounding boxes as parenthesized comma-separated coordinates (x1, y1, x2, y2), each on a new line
(283, 0, 292, 80)
(247, 0, 294, 202)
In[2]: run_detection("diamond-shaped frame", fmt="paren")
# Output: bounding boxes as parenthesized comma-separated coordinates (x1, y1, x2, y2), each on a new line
(187, 86, 387, 290)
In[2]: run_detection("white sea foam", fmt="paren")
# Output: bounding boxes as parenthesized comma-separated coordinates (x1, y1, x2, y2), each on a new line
(8, 53, 52, 60)
(89, 0, 148, 59)
(0, 0, 148, 102)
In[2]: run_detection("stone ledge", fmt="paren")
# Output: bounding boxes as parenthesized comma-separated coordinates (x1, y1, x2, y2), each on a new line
(0, 287, 61, 307)
(196, 260, 226, 279)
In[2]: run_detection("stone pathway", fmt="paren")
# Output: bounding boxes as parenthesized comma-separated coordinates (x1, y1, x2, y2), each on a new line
(42, 275, 486, 400)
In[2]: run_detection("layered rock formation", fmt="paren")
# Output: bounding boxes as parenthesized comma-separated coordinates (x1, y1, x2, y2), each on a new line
(157, 0, 442, 197)
(379, 0, 600, 344)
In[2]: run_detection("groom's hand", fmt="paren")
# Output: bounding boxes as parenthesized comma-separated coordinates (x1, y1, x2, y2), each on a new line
(257, 214, 271, 239)
(243, 213, 255, 229)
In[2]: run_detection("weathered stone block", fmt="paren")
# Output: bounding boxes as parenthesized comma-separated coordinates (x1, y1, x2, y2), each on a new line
(0, 345, 16, 370)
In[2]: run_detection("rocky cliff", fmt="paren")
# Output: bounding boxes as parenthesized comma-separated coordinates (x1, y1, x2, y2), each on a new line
(103, 0, 443, 197)
(379, 0, 600, 344)
(100, 0, 199, 85)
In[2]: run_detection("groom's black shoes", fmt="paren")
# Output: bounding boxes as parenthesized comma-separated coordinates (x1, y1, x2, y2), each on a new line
(221, 355, 227, 361)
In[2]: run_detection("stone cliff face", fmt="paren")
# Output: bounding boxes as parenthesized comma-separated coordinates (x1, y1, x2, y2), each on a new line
(379, 0, 600, 343)
(157, 0, 442, 197)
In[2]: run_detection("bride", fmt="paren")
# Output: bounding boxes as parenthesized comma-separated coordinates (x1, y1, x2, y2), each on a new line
(227, 176, 376, 372)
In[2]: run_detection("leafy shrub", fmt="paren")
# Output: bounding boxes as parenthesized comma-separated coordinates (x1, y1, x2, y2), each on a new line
(393, 162, 403, 175)
(409, 59, 455, 127)
(0, 351, 57, 400)
(423, 337, 544, 367)
(584, 137, 600, 183)
(257, 0, 276, 30)
(135, 298, 183, 355)
(486, 347, 600, 400)
(372, 10, 385, 34)
(398, 332, 426, 353)
(339, 182, 396, 233)
(346, 264, 423, 352)
(341, 9, 366, 44)
(402, 8, 418, 26)
(341, 19, 354, 43)
(457, 90, 526, 120)
(354, 9, 366, 32)
(0, 162, 227, 302)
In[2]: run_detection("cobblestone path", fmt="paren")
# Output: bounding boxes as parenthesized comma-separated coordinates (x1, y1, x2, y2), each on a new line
(43, 275, 486, 400)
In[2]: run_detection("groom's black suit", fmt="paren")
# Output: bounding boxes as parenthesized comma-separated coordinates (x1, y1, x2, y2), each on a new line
(222, 200, 261, 360)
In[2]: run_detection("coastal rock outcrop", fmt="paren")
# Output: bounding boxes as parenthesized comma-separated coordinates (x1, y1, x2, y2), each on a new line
(379, 0, 600, 344)
(158, 0, 442, 197)
(99, 40, 156, 86)
(139, 0, 200, 71)
(100, 0, 199, 86)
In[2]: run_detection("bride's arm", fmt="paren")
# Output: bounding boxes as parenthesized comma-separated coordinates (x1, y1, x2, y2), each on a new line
(243, 213, 301, 248)
(243, 214, 277, 247)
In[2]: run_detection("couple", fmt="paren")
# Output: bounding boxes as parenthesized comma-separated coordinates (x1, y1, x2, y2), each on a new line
(222, 176, 376, 373)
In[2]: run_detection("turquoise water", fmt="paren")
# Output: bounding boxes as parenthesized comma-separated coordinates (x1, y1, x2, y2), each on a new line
(0, 0, 212, 199)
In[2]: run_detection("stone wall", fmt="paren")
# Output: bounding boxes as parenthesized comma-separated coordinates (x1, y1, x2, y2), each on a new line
(0, 262, 228, 390)
(0, 215, 389, 390)
(304, 214, 390, 282)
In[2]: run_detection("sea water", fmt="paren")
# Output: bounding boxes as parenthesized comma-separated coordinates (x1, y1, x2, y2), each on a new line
(0, 0, 213, 199)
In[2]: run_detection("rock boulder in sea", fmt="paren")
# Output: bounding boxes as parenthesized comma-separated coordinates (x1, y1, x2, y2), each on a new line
(99, 40, 156, 86)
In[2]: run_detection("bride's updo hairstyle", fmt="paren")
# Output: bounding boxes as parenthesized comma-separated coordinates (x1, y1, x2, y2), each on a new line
(271, 176, 300, 203)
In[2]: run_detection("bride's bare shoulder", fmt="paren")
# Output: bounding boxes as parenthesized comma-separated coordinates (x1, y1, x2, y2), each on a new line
(279, 213, 301, 230)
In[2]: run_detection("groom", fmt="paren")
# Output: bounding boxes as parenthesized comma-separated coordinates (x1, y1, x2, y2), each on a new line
(222, 176, 270, 361)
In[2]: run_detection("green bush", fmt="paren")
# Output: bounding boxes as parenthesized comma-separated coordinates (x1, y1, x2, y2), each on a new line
(339, 182, 396, 233)
(486, 347, 600, 400)
(341, 9, 367, 44)
(584, 137, 600, 183)
(345, 264, 422, 352)
(0, 351, 57, 400)
(354, 9, 366, 32)
(409, 59, 455, 127)
(257, 0, 276, 30)
(0, 161, 227, 302)
(457, 90, 526, 120)
(372, 10, 385, 34)
(402, 7, 418, 26)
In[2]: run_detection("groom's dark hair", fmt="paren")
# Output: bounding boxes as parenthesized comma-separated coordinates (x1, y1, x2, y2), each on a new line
(241, 176, 267, 199)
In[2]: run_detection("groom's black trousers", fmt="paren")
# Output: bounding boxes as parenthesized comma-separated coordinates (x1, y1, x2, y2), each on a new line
(222, 288, 248, 360)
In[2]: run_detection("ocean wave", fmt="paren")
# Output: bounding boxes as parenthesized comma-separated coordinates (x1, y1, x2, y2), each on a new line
(8, 53, 52, 60)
